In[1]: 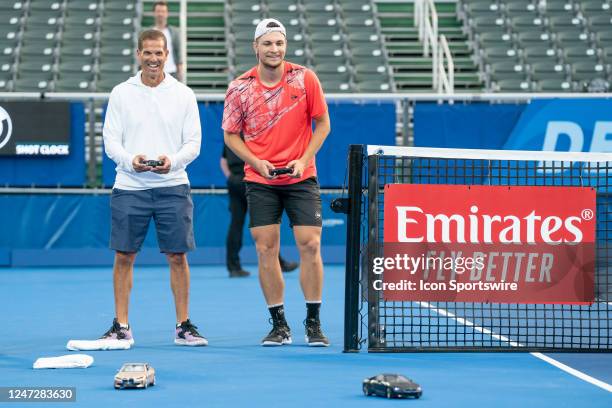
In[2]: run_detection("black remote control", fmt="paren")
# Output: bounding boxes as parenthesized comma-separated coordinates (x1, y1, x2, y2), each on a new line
(269, 167, 292, 176)
(142, 160, 164, 167)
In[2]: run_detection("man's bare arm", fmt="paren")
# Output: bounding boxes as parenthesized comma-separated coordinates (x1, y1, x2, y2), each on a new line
(224, 131, 274, 179)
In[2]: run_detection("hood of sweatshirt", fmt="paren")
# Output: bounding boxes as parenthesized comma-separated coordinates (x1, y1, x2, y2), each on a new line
(126, 71, 178, 89)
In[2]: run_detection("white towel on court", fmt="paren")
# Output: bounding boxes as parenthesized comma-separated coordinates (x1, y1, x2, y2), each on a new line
(66, 339, 132, 351)
(33, 354, 94, 369)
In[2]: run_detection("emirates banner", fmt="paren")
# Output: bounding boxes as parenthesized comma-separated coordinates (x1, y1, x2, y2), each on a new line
(381, 184, 596, 304)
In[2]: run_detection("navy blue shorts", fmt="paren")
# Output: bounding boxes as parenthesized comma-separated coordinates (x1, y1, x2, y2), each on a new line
(110, 184, 195, 253)
(245, 177, 322, 228)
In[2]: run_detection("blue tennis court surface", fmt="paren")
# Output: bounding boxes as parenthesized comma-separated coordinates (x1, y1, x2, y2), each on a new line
(1, 264, 610, 407)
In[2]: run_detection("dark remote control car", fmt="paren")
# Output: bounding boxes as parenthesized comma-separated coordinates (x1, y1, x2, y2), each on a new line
(363, 374, 422, 399)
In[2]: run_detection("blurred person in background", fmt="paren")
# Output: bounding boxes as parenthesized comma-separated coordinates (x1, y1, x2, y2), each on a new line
(151, 1, 183, 81)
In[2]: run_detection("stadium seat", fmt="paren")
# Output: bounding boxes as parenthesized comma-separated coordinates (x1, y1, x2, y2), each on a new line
(20, 42, 57, 57)
(548, 15, 585, 30)
(309, 31, 343, 43)
(588, 15, 612, 29)
(534, 78, 572, 91)
(98, 55, 134, 67)
(570, 61, 608, 81)
(347, 31, 380, 43)
(62, 30, 97, 42)
(555, 30, 591, 47)
(356, 80, 391, 92)
(99, 61, 132, 75)
(58, 58, 94, 74)
(517, 31, 554, 47)
(0, 10, 24, 27)
(343, 16, 377, 30)
(231, 10, 264, 23)
(540, 1, 575, 13)
(60, 43, 96, 57)
(305, 14, 339, 29)
(232, 30, 257, 42)
(562, 46, 599, 64)
(55, 75, 92, 91)
(233, 42, 254, 57)
(510, 16, 545, 30)
(234, 62, 255, 73)
(581, 0, 612, 13)
(285, 47, 308, 62)
(101, 15, 136, 28)
(100, 30, 134, 42)
(303, 2, 336, 13)
(505, 0, 537, 13)
(339, 2, 372, 13)
(232, 14, 263, 28)
(266, 0, 298, 10)
(318, 71, 350, 83)
(99, 44, 133, 59)
(321, 80, 352, 93)
(22, 29, 60, 43)
(311, 44, 346, 59)
(596, 30, 612, 45)
(0, 1, 24, 11)
(337, 0, 370, 6)
(481, 45, 519, 63)
(0, 74, 12, 91)
(350, 42, 384, 58)
(26, 13, 63, 26)
(230, 2, 262, 13)
(523, 45, 559, 63)
(14, 75, 53, 92)
(314, 62, 349, 75)
(96, 75, 130, 91)
(66, 0, 99, 12)
(488, 60, 526, 75)
(104, 0, 137, 13)
(354, 61, 388, 75)
(64, 15, 98, 29)
(30, 0, 63, 11)
(492, 77, 531, 91)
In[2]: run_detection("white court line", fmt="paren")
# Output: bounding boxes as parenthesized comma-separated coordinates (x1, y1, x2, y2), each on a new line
(531, 353, 612, 393)
(418, 301, 612, 393)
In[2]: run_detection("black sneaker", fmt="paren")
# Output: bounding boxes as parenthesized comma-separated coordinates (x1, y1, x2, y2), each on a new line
(175, 319, 208, 346)
(261, 319, 292, 346)
(229, 269, 250, 278)
(100, 318, 134, 345)
(280, 260, 299, 273)
(304, 318, 330, 347)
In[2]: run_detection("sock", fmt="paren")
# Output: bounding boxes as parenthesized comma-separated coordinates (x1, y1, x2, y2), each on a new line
(176, 319, 189, 328)
(306, 301, 321, 321)
(119, 323, 129, 329)
(268, 304, 287, 326)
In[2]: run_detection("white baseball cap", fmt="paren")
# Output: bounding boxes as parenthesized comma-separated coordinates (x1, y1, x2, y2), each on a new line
(254, 18, 286, 41)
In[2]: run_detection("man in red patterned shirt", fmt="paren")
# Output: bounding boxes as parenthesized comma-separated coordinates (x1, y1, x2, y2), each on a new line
(222, 18, 331, 347)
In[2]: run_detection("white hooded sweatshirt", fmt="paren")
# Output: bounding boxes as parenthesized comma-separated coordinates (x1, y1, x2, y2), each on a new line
(103, 71, 201, 190)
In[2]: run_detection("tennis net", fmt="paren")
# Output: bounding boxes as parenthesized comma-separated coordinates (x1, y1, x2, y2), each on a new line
(342, 145, 611, 352)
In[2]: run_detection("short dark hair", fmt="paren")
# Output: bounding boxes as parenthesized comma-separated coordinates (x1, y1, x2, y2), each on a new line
(138, 29, 167, 50)
(152, 1, 168, 11)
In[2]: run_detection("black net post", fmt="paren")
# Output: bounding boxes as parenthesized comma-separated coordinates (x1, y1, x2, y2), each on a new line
(367, 153, 382, 350)
(343, 144, 364, 352)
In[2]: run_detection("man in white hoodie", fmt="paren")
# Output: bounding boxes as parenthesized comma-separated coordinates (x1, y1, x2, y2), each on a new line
(102, 29, 206, 347)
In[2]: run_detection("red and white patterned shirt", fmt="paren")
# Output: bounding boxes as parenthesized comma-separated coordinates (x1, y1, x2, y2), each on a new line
(222, 61, 328, 185)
